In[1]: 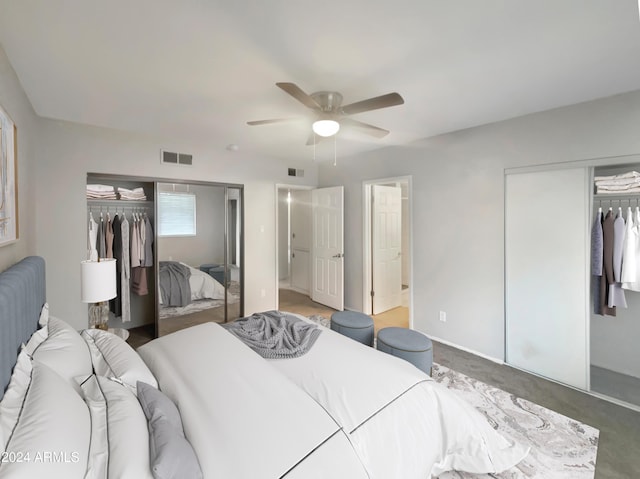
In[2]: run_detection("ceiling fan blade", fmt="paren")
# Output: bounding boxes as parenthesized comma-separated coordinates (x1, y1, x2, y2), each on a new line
(247, 118, 297, 126)
(341, 92, 404, 115)
(340, 118, 389, 138)
(276, 82, 321, 110)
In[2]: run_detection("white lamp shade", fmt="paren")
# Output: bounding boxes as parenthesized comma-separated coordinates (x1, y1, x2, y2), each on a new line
(312, 119, 340, 137)
(81, 259, 117, 303)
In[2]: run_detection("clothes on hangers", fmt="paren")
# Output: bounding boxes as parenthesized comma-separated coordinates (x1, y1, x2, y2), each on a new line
(88, 205, 153, 314)
(599, 210, 617, 316)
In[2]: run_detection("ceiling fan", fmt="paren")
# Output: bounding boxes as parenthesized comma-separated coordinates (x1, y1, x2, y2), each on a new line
(247, 82, 404, 145)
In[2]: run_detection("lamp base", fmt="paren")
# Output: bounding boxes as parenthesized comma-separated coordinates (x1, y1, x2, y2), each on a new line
(89, 301, 110, 330)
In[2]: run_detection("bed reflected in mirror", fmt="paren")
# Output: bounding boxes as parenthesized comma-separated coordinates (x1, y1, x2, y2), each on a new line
(156, 181, 243, 336)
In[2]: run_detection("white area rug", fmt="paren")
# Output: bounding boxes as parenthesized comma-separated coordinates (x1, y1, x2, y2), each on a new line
(433, 363, 599, 479)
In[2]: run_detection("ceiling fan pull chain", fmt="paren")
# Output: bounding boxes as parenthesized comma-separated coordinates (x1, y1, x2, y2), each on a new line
(333, 135, 337, 167)
(313, 133, 316, 161)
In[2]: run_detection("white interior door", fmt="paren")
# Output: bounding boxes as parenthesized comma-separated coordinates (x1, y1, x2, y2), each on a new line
(505, 167, 590, 390)
(311, 186, 344, 311)
(372, 185, 402, 314)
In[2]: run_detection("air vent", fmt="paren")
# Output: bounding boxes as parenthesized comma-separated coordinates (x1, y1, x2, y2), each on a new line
(161, 150, 193, 166)
(287, 168, 305, 177)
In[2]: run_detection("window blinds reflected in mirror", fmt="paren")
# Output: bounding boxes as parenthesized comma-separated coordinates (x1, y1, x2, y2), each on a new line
(158, 191, 196, 237)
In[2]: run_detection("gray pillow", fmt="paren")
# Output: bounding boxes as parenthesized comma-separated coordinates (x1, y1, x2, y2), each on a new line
(137, 381, 203, 479)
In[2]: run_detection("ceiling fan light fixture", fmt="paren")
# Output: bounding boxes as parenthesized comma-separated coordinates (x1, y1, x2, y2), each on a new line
(312, 119, 340, 137)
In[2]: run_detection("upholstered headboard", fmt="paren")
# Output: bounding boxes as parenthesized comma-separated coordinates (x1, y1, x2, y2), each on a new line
(0, 256, 46, 401)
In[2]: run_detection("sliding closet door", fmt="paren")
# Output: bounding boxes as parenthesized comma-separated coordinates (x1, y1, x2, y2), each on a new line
(505, 167, 590, 390)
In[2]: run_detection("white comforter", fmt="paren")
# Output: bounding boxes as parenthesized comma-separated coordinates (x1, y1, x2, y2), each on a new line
(271, 317, 529, 477)
(137, 323, 369, 479)
(139, 320, 528, 478)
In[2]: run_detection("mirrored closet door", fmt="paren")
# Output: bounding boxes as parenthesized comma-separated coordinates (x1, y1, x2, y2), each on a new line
(156, 181, 243, 336)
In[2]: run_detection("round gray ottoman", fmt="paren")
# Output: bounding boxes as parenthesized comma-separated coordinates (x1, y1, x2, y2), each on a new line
(330, 311, 375, 346)
(377, 327, 433, 375)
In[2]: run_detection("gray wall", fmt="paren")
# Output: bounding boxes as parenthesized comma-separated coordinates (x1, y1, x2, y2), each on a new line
(1, 40, 320, 331)
(32, 118, 318, 330)
(319, 89, 640, 361)
(0, 45, 37, 272)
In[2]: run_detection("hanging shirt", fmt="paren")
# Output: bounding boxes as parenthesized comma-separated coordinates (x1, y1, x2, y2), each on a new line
(600, 210, 616, 316)
(591, 210, 603, 314)
(130, 219, 141, 268)
(110, 214, 122, 317)
(88, 213, 98, 261)
(105, 213, 114, 259)
(139, 215, 146, 266)
(120, 215, 131, 322)
(97, 216, 106, 259)
(621, 207, 636, 284)
(622, 207, 640, 292)
(131, 266, 148, 296)
(608, 211, 627, 309)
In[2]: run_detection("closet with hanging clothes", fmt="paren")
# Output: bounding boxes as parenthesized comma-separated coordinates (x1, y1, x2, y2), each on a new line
(86, 173, 157, 333)
(590, 165, 640, 408)
(505, 156, 640, 413)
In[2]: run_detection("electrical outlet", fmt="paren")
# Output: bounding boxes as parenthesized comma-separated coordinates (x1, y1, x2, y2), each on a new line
(439, 311, 447, 322)
(260, 289, 266, 298)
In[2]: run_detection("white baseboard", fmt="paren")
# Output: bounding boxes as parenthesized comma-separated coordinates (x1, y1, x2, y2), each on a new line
(425, 334, 504, 365)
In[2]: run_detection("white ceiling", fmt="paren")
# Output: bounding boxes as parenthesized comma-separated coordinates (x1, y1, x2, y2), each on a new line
(1, 0, 640, 161)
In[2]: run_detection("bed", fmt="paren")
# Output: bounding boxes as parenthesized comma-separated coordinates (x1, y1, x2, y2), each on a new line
(158, 261, 240, 319)
(0, 256, 528, 478)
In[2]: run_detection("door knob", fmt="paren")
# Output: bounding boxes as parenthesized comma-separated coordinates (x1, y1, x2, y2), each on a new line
(332, 253, 344, 258)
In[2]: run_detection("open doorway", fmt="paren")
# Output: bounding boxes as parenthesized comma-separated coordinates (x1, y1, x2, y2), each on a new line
(363, 176, 412, 330)
(275, 185, 340, 319)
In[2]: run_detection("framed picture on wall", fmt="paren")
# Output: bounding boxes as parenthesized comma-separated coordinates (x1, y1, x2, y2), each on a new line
(0, 105, 17, 247)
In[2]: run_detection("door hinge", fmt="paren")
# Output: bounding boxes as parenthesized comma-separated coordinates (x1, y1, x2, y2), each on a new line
(370, 290, 375, 297)
(292, 252, 295, 258)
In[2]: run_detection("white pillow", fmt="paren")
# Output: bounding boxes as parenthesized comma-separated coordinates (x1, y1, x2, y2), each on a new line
(80, 375, 153, 479)
(23, 303, 49, 356)
(38, 302, 49, 327)
(81, 328, 158, 391)
(0, 361, 90, 479)
(31, 316, 93, 392)
(0, 347, 32, 453)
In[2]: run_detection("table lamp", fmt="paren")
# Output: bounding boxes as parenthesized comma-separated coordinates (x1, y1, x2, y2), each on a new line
(81, 259, 117, 330)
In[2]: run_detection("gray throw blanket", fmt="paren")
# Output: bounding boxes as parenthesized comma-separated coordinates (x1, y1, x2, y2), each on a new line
(222, 311, 321, 359)
(159, 261, 192, 307)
